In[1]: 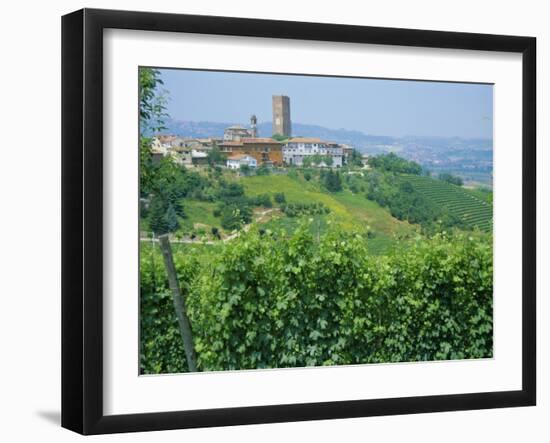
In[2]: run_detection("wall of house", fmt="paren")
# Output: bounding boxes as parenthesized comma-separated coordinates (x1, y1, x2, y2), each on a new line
(224, 144, 283, 166)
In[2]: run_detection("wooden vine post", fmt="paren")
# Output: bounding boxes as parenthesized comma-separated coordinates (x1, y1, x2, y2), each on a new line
(158, 234, 198, 372)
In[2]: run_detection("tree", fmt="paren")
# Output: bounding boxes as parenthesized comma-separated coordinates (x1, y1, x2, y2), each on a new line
(272, 133, 289, 142)
(165, 183, 185, 218)
(274, 192, 286, 204)
(139, 68, 168, 195)
(207, 145, 226, 166)
(311, 154, 323, 166)
(438, 172, 464, 186)
(218, 182, 245, 199)
(256, 194, 273, 208)
(221, 206, 243, 231)
(139, 138, 155, 196)
(164, 204, 180, 233)
(323, 155, 334, 167)
(139, 68, 168, 133)
(347, 149, 364, 167)
(239, 164, 251, 176)
(149, 196, 168, 235)
(324, 170, 342, 192)
(302, 156, 312, 168)
(367, 153, 422, 175)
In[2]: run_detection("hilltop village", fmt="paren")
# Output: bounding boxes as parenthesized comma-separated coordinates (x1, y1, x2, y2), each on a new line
(150, 95, 366, 170)
(142, 93, 493, 246)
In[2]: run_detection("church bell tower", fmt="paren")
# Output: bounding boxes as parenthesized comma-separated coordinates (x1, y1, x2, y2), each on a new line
(250, 114, 258, 138)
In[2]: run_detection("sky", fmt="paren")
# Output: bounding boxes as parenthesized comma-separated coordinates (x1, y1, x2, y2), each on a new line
(158, 68, 493, 139)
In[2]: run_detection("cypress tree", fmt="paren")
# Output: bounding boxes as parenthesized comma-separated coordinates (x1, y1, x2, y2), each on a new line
(149, 196, 168, 234)
(164, 204, 180, 233)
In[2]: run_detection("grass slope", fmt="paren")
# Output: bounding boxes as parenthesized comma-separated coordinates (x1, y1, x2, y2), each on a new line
(142, 172, 420, 255)
(180, 200, 220, 231)
(242, 174, 417, 253)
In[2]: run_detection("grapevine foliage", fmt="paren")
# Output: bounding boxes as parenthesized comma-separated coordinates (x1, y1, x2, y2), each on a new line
(140, 224, 492, 374)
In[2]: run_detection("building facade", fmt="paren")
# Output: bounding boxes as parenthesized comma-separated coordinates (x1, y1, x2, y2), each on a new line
(272, 95, 291, 137)
(220, 138, 283, 166)
(223, 116, 259, 142)
(226, 154, 258, 170)
(282, 137, 343, 167)
(223, 125, 253, 142)
(340, 144, 355, 165)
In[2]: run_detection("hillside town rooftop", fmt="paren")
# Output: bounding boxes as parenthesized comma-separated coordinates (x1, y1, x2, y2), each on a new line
(241, 138, 281, 144)
(287, 137, 339, 145)
(220, 138, 282, 147)
(288, 137, 324, 143)
(227, 154, 252, 160)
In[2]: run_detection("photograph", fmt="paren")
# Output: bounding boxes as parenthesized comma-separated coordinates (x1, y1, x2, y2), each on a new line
(1, 0, 543, 439)
(138, 67, 494, 375)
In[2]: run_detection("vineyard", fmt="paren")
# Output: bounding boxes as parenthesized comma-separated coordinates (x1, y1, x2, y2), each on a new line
(137, 68, 494, 376)
(399, 175, 493, 232)
(140, 225, 493, 374)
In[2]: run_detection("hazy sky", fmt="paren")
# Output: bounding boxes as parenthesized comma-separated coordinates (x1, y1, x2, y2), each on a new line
(158, 68, 493, 139)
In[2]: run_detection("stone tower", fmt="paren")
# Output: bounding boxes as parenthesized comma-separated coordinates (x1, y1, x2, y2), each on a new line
(272, 95, 291, 137)
(250, 114, 258, 138)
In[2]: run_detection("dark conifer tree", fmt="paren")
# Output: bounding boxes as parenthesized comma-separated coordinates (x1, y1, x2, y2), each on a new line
(149, 196, 168, 234)
(164, 204, 180, 233)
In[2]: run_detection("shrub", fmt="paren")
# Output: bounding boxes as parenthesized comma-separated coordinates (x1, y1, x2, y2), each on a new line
(438, 172, 464, 186)
(220, 206, 243, 231)
(255, 193, 272, 208)
(256, 165, 270, 176)
(281, 202, 329, 217)
(220, 204, 252, 231)
(274, 192, 286, 204)
(240, 164, 251, 176)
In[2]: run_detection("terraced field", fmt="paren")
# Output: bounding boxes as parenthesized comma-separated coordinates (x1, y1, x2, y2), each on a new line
(399, 174, 493, 232)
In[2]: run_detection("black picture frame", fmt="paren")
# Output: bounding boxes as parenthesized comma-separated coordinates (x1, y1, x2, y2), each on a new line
(62, 8, 536, 435)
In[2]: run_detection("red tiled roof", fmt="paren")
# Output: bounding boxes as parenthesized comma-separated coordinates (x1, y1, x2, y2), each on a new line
(241, 137, 281, 144)
(288, 137, 323, 143)
(227, 154, 252, 161)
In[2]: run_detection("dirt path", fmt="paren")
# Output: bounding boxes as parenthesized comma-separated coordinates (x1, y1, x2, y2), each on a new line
(222, 208, 276, 242)
(140, 208, 278, 245)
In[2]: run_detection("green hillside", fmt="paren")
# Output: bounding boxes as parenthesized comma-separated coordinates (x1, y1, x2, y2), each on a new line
(242, 174, 417, 254)
(399, 174, 493, 232)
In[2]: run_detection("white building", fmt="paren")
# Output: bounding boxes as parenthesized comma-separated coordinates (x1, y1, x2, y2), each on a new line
(226, 154, 258, 170)
(282, 137, 343, 167)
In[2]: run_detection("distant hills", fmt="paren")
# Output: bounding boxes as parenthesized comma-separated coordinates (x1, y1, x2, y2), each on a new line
(156, 118, 493, 186)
